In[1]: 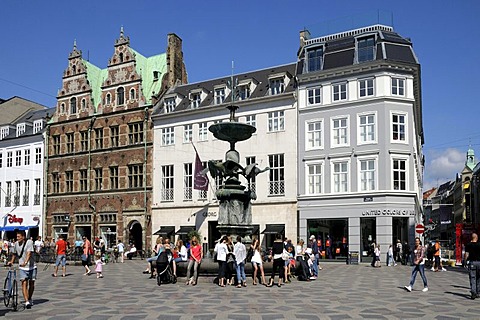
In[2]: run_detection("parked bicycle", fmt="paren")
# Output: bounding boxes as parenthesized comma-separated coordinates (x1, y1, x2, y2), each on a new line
(2, 264, 19, 311)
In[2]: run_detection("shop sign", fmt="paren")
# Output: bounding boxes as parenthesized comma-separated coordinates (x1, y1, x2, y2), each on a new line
(361, 209, 414, 216)
(203, 211, 217, 218)
(7, 214, 23, 224)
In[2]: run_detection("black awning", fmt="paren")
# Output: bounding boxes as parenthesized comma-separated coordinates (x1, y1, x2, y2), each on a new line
(153, 226, 175, 236)
(175, 226, 195, 235)
(261, 224, 285, 235)
(252, 225, 259, 235)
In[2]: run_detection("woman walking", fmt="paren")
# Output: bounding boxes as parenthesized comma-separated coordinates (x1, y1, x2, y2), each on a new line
(404, 237, 428, 292)
(267, 233, 285, 287)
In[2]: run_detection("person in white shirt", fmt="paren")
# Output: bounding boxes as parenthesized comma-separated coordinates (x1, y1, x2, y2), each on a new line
(214, 236, 228, 287)
(172, 239, 187, 277)
(116, 240, 125, 263)
(234, 236, 247, 288)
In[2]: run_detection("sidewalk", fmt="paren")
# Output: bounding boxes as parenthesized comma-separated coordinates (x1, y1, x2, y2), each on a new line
(1, 260, 477, 319)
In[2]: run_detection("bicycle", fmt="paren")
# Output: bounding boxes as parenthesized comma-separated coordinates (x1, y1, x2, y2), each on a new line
(2, 264, 19, 311)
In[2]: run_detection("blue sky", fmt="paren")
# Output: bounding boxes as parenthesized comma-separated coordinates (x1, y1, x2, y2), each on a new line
(1, 0, 479, 190)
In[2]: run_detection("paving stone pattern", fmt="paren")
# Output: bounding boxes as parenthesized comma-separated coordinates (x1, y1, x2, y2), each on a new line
(0, 260, 478, 319)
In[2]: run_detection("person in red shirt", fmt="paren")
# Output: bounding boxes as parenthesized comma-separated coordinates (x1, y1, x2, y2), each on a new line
(53, 235, 68, 277)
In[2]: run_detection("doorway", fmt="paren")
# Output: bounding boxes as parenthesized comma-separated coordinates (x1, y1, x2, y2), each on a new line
(128, 221, 143, 251)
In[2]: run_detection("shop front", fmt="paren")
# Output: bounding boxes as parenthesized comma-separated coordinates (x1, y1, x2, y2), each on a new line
(1, 212, 41, 240)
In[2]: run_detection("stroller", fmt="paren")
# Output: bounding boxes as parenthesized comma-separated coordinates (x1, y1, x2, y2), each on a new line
(295, 252, 312, 281)
(155, 248, 177, 286)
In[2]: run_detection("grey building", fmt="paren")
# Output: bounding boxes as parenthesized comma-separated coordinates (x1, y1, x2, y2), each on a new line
(295, 23, 424, 261)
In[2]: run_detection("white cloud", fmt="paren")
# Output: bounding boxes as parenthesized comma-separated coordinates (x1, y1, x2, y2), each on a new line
(423, 148, 465, 190)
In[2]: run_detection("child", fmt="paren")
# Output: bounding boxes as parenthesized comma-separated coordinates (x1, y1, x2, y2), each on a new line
(94, 251, 105, 278)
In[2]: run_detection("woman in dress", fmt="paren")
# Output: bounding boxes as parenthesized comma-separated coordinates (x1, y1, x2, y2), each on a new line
(251, 238, 266, 285)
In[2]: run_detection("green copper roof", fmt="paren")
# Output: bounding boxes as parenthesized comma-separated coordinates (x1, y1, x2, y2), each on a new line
(83, 60, 107, 111)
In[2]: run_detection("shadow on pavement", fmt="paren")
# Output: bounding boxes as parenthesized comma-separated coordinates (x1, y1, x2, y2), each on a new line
(444, 291, 471, 299)
(452, 284, 470, 290)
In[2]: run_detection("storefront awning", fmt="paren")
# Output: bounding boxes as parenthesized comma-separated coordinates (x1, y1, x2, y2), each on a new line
(153, 226, 175, 236)
(261, 224, 285, 235)
(0, 225, 38, 232)
(252, 225, 259, 235)
(175, 226, 195, 235)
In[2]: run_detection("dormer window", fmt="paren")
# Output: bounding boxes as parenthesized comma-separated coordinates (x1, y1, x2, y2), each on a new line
(356, 36, 376, 63)
(214, 87, 226, 105)
(164, 97, 176, 113)
(70, 97, 77, 114)
(16, 123, 25, 137)
(1, 127, 9, 139)
(306, 46, 324, 72)
(33, 120, 43, 134)
(117, 87, 125, 105)
(238, 84, 250, 100)
(190, 92, 201, 109)
(269, 78, 285, 95)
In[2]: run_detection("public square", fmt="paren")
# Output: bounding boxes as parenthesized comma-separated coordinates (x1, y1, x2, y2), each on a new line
(1, 259, 478, 320)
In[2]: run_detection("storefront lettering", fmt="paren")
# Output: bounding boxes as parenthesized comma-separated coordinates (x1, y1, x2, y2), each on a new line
(203, 211, 217, 218)
(8, 214, 23, 224)
(361, 209, 414, 216)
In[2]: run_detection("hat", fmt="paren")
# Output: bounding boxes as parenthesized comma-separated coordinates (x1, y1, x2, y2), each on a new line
(309, 235, 315, 240)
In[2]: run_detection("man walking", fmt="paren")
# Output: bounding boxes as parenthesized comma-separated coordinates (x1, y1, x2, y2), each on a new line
(464, 233, 480, 300)
(404, 237, 428, 293)
(52, 235, 68, 277)
(7, 230, 37, 309)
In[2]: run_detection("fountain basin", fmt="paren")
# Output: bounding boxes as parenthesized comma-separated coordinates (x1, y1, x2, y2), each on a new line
(209, 122, 256, 143)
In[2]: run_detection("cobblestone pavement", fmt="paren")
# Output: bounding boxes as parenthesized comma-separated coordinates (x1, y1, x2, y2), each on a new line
(1, 260, 478, 319)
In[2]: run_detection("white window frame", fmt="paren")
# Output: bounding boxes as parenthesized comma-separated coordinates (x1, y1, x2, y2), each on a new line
(183, 124, 193, 143)
(238, 84, 251, 100)
(269, 77, 285, 95)
(268, 110, 285, 132)
(161, 165, 174, 201)
(357, 156, 378, 192)
(164, 97, 176, 113)
(305, 160, 324, 195)
(183, 163, 193, 201)
(245, 115, 256, 128)
(332, 82, 347, 101)
(33, 120, 43, 134)
(331, 158, 350, 194)
(162, 127, 175, 146)
(307, 86, 322, 106)
(391, 156, 408, 191)
(305, 119, 324, 150)
(331, 116, 349, 148)
(214, 87, 226, 105)
(390, 111, 408, 144)
(190, 92, 201, 109)
(357, 112, 377, 145)
(1, 127, 9, 139)
(391, 77, 405, 96)
(16, 123, 25, 137)
(198, 122, 208, 141)
(358, 78, 375, 98)
(24, 149, 30, 166)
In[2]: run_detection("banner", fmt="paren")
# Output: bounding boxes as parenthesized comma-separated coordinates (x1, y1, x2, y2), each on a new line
(439, 206, 452, 225)
(193, 148, 208, 191)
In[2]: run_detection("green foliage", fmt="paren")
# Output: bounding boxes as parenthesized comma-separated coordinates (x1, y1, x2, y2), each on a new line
(187, 230, 202, 244)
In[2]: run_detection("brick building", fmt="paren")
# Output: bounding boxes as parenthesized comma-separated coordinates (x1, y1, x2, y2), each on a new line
(45, 29, 187, 251)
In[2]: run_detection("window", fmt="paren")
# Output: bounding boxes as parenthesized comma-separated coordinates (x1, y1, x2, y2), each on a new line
(15, 151, 21, 166)
(110, 166, 119, 189)
(184, 163, 193, 201)
(106, 93, 111, 105)
(70, 97, 77, 114)
(307, 162, 323, 195)
(359, 78, 374, 97)
(0, 127, 9, 139)
(128, 164, 143, 188)
(357, 36, 375, 63)
(129, 88, 136, 100)
(391, 78, 405, 96)
(306, 120, 323, 149)
(0, 153, 2, 168)
(52, 173, 60, 193)
(332, 117, 349, 147)
(6, 181, 12, 207)
(110, 126, 119, 147)
(66, 171, 73, 192)
(33, 120, 43, 134)
(162, 127, 175, 146)
(198, 122, 208, 141)
(95, 168, 103, 191)
(269, 78, 285, 95)
(307, 47, 323, 72)
(117, 87, 125, 105)
(60, 103, 65, 113)
(66, 132, 74, 153)
(164, 98, 176, 113)
(16, 123, 25, 136)
(23, 180, 29, 206)
(35, 148, 41, 164)
(246, 156, 256, 193)
(268, 111, 285, 132)
(268, 154, 284, 195)
(333, 161, 349, 193)
(80, 169, 87, 192)
(128, 122, 144, 144)
(393, 158, 407, 190)
(53, 135, 60, 155)
(238, 85, 250, 100)
(183, 124, 193, 143)
(358, 113, 376, 144)
(245, 115, 256, 128)
(81, 99, 86, 111)
(307, 87, 321, 105)
(14, 181, 20, 206)
(7, 151, 12, 167)
(190, 92, 201, 109)
(161, 165, 174, 201)
(80, 131, 88, 151)
(24, 149, 30, 166)
(359, 158, 376, 191)
(95, 128, 103, 149)
(332, 83, 347, 101)
(34, 179, 41, 205)
(214, 88, 226, 105)
(198, 161, 207, 200)
(392, 113, 406, 142)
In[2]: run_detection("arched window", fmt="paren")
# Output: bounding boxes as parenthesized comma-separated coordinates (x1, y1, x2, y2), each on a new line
(117, 87, 125, 105)
(81, 99, 86, 110)
(106, 93, 111, 105)
(72, 65, 76, 74)
(60, 103, 65, 113)
(70, 97, 77, 114)
(119, 52, 124, 63)
(129, 88, 135, 100)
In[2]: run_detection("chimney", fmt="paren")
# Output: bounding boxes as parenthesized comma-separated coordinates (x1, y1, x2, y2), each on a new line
(299, 29, 311, 48)
(166, 33, 188, 89)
